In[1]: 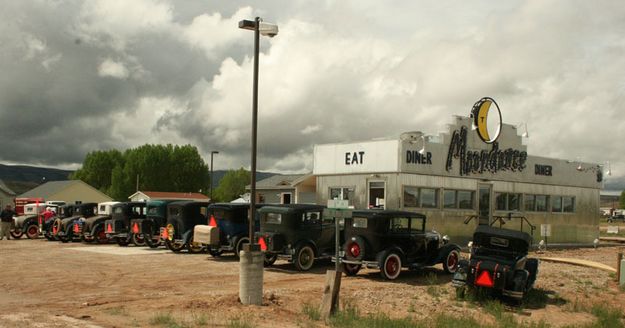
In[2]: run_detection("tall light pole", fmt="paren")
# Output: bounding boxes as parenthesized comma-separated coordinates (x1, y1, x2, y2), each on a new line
(210, 151, 219, 201)
(238, 16, 278, 306)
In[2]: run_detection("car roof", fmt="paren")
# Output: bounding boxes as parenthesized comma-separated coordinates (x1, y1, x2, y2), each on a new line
(474, 225, 532, 245)
(258, 204, 325, 214)
(208, 203, 259, 210)
(168, 200, 209, 207)
(351, 209, 426, 219)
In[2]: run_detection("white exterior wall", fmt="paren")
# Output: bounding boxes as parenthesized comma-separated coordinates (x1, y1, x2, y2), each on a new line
(315, 115, 602, 245)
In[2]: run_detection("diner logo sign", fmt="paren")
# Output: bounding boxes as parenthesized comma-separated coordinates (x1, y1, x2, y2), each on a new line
(445, 97, 528, 176)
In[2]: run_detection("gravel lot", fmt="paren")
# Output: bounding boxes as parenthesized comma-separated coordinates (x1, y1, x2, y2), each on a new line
(0, 238, 624, 327)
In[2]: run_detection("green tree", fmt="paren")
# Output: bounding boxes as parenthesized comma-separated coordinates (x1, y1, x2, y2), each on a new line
(213, 168, 250, 202)
(73, 144, 210, 201)
(619, 190, 625, 209)
(70, 150, 123, 192)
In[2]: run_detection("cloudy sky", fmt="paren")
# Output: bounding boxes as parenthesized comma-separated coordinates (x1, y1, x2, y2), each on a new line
(1, 1, 624, 179)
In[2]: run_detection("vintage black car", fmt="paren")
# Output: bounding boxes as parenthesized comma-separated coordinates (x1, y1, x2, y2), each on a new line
(52, 203, 97, 243)
(47, 204, 76, 240)
(132, 200, 177, 248)
(77, 202, 119, 244)
(194, 203, 264, 258)
(161, 201, 209, 253)
(452, 225, 539, 301)
(104, 202, 147, 246)
(255, 204, 331, 271)
(339, 210, 461, 280)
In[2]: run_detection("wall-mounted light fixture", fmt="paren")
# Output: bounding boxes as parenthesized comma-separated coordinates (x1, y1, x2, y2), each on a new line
(515, 122, 529, 138)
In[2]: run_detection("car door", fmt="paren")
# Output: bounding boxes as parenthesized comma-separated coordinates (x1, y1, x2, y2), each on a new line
(298, 211, 323, 250)
(389, 217, 412, 259)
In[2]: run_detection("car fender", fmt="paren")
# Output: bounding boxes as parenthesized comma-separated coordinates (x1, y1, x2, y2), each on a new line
(181, 229, 194, 244)
(294, 239, 318, 257)
(434, 243, 461, 264)
(90, 222, 104, 235)
(376, 246, 406, 265)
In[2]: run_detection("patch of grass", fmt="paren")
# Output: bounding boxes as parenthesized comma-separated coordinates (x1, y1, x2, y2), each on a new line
(484, 300, 505, 321)
(302, 302, 321, 321)
(589, 305, 624, 328)
(426, 286, 441, 298)
(149, 313, 190, 328)
(192, 313, 209, 326)
(407, 303, 416, 313)
(227, 316, 254, 328)
(425, 272, 438, 285)
(330, 311, 417, 328)
(103, 306, 127, 316)
(431, 313, 485, 328)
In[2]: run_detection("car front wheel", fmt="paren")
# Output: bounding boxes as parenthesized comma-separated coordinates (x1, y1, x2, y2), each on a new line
(26, 224, 39, 239)
(443, 249, 460, 274)
(264, 253, 278, 267)
(294, 245, 315, 271)
(132, 233, 146, 247)
(166, 239, 185, 253)
(380, 252, 402, 280)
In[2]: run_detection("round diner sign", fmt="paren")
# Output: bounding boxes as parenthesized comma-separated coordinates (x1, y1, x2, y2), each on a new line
(471, 97, 502, 144)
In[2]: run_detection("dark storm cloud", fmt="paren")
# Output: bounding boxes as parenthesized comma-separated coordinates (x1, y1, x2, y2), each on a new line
(0, 0, 624, 177)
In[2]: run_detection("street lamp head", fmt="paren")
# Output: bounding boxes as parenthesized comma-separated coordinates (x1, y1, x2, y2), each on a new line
(211, 151, 219, 155)
(259, 22, 278, 37)
(238, 19, 279, 37)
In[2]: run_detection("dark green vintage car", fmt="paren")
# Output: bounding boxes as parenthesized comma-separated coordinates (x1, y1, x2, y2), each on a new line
(132, 200, 177, 248)
(255, 204, 333, 271)
(161, 201, 209, 253)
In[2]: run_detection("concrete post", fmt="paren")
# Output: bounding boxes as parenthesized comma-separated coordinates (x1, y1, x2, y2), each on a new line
(239, 248, 264, 305)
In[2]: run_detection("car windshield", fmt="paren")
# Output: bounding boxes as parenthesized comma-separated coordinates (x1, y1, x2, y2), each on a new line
(264, 213, 282, 225)
(389, 217, 424, 233)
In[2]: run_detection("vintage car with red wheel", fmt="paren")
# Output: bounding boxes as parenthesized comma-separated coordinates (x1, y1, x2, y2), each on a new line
(340, 210, 461, 280)
(11, 203, 47, 239)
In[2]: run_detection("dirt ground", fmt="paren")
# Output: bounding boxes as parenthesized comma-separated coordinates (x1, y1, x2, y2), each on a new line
(0, 239, 624, 328)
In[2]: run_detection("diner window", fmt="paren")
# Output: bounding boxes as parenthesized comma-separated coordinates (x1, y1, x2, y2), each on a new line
(403, 186, 439, 208)
(443, 189, 475, 209)
(551, 196, 562, 212)
(525, 194, 550, 212)
(552, 196, 575, 213)
(536, 195, 549, 212)
(495, 193, 522, 211)
(329, 187, 355, 206)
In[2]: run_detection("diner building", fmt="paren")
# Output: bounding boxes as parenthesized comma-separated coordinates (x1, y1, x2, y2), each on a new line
(313, 114, 602, 245)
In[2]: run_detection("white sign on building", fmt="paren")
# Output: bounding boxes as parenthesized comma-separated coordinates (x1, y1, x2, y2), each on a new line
(313, 139, 399, 175)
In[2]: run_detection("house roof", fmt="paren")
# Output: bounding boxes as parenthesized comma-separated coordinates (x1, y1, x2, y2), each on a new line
(0, 180, 16, 196)
(130, 191, 209, 200)
(250, 174, 308, 190)
(19, 180, 80, 198)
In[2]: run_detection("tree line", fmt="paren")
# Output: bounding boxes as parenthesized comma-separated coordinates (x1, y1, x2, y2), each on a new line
(71, 144, 249, 202)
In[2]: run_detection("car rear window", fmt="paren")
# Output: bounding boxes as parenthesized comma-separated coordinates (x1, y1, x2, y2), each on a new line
(352, 217, 368, 228)
(265, 213, 282, 224)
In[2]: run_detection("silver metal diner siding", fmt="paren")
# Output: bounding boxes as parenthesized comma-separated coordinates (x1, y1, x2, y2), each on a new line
(314, 116, 601, 245)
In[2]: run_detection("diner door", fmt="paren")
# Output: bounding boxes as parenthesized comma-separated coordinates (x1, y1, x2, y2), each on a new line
(368, 181, 386, 209)
(478, 184, 492, 225)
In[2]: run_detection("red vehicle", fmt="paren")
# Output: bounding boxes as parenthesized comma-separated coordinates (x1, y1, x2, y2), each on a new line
(14, 197, 44, 215)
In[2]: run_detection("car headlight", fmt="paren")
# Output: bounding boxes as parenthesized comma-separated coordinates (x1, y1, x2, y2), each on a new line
(442, 235, 450, 245)
(166, 224, 175, 240)
(467, 241, 473, 248)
